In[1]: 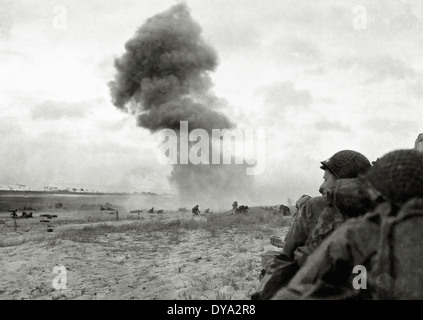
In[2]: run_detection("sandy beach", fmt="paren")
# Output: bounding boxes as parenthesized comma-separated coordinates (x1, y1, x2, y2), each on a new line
(0, 203, 292, 300)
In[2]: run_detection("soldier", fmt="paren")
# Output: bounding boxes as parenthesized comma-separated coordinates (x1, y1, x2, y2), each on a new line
(9, 209, 18, 219)
(232, 201, 238, 215)
(192, 205, 200, 216)
(284, 150, 372, 263)
(272, 149, 423, 300)
(279, 204, 290, 216)
(252, 150, 371, 300)
(414, 133, 423, 152)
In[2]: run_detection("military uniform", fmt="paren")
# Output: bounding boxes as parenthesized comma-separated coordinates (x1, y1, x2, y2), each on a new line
(283, 196, 327, 260)
(292, 203, 345, 266)
(252, 151, 371, 300)
(272, 149, 423, 300)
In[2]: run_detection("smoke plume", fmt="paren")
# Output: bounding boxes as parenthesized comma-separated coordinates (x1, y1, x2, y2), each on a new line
(109, 3, 254, 209)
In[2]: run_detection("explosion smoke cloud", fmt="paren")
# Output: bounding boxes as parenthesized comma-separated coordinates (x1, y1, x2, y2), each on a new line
(109, 3, 254, 208)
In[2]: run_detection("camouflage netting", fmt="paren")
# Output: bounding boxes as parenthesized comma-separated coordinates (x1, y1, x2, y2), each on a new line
(364, 149, 423, 206)
(320, 150, 371, 179)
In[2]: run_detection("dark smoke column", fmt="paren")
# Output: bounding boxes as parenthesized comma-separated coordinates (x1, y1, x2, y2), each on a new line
(109, 3, 253, 208)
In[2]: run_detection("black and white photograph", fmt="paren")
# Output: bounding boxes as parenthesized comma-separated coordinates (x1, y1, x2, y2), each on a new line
(1, 0, 423, 303)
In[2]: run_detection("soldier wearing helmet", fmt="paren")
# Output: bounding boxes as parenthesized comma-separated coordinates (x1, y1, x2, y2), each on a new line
(252, 150, 371, 300)
(192, 205, 200, 216)
(271, 149, 423, 300)
(285, 150, 372, 261)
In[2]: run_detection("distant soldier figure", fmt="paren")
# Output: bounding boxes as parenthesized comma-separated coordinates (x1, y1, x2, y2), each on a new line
(9, 209, 18, 219)
(414, 133, 423, 152)
(232, 201, 238, 215)
(192, 205, 200, 216)
(148, 207, 154, 213)
(204, 208, 210, 213)
(279, 204, 290, 216)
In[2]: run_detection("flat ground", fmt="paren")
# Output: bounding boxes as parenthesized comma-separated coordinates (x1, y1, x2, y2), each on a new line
(0, 196, 293, 300)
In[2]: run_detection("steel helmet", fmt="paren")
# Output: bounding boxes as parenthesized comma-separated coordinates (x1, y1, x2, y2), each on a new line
(364, 149, 423, 206)
(320, 150, 371, 179)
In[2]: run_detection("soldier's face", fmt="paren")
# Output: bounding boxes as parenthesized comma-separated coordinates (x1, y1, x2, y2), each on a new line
(319, 170, 337, 199)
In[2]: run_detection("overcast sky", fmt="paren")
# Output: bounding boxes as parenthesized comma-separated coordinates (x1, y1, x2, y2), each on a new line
(1, 0, 422, 202)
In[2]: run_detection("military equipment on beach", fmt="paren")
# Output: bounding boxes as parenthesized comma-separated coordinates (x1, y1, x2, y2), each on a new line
(130, 210, 143, 213)
(40, 214, 58, 219)
(236, 205, 249, 214)
(270, 235, 284, 248)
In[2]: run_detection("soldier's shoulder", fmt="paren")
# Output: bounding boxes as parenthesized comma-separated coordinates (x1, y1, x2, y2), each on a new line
(299, 196, 327, 222)
(302, 196, 327, 212)
(308, 196, 327, 206)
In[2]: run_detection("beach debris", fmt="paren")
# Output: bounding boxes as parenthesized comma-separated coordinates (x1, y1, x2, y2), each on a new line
(47, 228, 54, 232)
(270, 236, 285, 248)
(204, 208, 210, 213)
(236, 205, 249, 214)
(101, 205, 115, 211)
(40, 214, 57, 219)
(157, 209, 164, 213)
(130, 209, 143, 219)
(192, 256, 202, 263)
